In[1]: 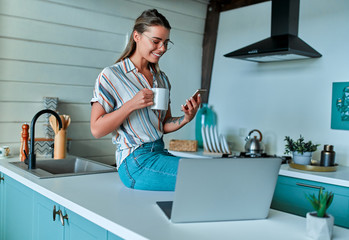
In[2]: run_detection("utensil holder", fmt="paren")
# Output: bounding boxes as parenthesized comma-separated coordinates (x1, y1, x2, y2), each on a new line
(54, 129, 66, 159)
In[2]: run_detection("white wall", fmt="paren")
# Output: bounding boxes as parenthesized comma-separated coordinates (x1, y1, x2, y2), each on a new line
(210, 0, 349, 166)
(0, 0, 207, 164)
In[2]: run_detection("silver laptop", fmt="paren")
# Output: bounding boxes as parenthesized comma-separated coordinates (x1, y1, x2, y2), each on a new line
(156, 157, 282, 223)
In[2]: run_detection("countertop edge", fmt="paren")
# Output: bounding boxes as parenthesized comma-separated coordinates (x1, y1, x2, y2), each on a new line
(279, 166, 349, 187)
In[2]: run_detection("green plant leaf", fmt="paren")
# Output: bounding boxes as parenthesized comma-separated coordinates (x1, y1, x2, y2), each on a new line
(284, 135, 320, 154)
(305, 188, 334, 218)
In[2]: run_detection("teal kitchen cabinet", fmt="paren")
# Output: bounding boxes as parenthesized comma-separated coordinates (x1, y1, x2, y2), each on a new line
(0, 173, 35, 240)
(65, 207, 108, 240)
(34, 192, 108, 240)
(107, 231, 124, 240)
(0, 172, 124, 240)
(34, 193, 64, 240)
(271, 175, 349, 228)
(0, 172, 4, 237)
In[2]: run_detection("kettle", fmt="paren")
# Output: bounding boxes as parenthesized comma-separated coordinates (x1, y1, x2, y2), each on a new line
(244, 129, 265, 154)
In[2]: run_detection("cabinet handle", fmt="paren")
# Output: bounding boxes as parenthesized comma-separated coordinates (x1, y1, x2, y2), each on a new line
(53, 205, 61, 221)
(59, 211, 69, 226)
(296, 183, 325, 190)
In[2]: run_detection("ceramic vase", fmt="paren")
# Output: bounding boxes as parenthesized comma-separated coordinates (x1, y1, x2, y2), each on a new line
(306, 212, 334, 240)
(195, 104, 216, 148)
(292, 151, 312, 165)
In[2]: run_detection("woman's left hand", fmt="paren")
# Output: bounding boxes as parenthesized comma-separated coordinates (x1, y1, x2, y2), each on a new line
(181, 94, 202, 123)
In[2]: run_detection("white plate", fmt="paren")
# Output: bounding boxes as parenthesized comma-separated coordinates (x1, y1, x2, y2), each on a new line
(210, 125, 218, 152)
(221, 135, 230, 154)
(201, 125, 209, 152)
(205, 125, 213, 152)
(220, 135, 228, 153)
(214, 125, 223, 153)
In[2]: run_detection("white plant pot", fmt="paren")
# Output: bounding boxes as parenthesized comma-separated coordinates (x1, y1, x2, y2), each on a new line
(292, 151, 312, 165)
(306, 212, 334, 240)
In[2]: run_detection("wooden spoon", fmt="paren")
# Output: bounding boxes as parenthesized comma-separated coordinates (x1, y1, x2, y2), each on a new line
(64, 115, 71, 129)
(60, 115, 65, 130)
(49, 115, 58, 134)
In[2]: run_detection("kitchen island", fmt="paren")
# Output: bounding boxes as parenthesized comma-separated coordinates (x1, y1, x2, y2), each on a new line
(1, 156, 349, 240)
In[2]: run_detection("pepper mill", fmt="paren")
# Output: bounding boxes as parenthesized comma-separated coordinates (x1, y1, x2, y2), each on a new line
(20, 123, 29, 162)
(320, 145, 335, 167)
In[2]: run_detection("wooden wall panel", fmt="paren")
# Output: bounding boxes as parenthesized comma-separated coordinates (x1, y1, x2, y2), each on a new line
(0, 82, 93, 103)
(0, 38, 118, 68)
(0, 59, 100, 86)
(47, 0, 206, 34)
(50, 0, 207, 19)
(57, 103, 92, 121)
(0, 15, 125, 53)
(0, 102, 43, 122)
(129, 0, 207, 18)
(0, 122, 103, 143)
(0, 0, 134, 34)
(0, 123, 47, 142)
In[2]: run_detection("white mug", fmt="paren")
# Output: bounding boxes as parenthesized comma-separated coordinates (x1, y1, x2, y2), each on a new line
(151, 88, 169, 111)
(0, 146, 10, 158)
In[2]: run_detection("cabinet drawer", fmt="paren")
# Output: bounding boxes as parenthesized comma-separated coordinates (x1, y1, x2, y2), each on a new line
(271, 176, 349, 228)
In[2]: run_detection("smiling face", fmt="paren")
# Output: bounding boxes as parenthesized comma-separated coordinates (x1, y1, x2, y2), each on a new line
(133, 25, 171, 64)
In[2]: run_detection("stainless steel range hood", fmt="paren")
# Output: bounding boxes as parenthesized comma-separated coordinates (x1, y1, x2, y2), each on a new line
(224, 0, 322, 63)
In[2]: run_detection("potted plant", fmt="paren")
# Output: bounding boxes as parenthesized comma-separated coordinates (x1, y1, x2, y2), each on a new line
(305, 188, 335, 240)
(284, 135, 320, 165)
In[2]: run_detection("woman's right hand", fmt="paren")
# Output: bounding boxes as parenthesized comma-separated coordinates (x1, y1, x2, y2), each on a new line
(127, 88, 154, 111)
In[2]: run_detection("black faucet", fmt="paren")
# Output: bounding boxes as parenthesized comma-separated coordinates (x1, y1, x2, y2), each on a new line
(28, 109, 62, 169)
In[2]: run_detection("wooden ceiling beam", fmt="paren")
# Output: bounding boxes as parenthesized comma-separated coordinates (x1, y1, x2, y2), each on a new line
(201, 1, 220, 103)
(215, 0, 270, 12)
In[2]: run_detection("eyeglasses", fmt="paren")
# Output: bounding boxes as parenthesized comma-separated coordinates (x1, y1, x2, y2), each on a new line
(142, 33, 174, 50)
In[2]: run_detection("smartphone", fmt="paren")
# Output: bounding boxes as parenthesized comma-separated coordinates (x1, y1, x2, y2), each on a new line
(183, 89, 207, 110)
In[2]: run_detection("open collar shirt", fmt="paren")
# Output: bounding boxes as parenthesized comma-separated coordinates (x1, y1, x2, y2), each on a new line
(91, 58, 171, 168)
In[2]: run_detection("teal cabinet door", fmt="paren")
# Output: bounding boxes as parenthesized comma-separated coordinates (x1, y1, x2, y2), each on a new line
(0, 172, 4, 239)
(1, 174, 34, 240)
(34, 193, 64, 240)
(34, 192, 107, 240)
(107, 231, 124, 240)
(64, 209, 107, 240)
(271, 175, 349, 228)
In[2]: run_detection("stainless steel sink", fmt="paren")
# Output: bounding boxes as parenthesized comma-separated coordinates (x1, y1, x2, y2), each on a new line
(10, 156, 116, 178)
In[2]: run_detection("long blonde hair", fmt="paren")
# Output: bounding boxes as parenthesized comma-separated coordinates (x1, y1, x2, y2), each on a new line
(115, 9, 171, 73)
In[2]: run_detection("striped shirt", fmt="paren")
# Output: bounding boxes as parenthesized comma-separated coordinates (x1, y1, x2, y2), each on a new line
(91, 58, 171, 168)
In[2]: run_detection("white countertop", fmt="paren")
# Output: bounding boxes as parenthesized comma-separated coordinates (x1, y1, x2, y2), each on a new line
(279, 164, 349, 187)
(1, 156, 349, 240)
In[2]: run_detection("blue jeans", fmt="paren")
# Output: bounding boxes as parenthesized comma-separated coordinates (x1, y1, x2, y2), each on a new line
(118, 138, 180, 191)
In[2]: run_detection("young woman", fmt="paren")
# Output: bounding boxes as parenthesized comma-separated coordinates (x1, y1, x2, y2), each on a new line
(90, 9, 201, 191)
